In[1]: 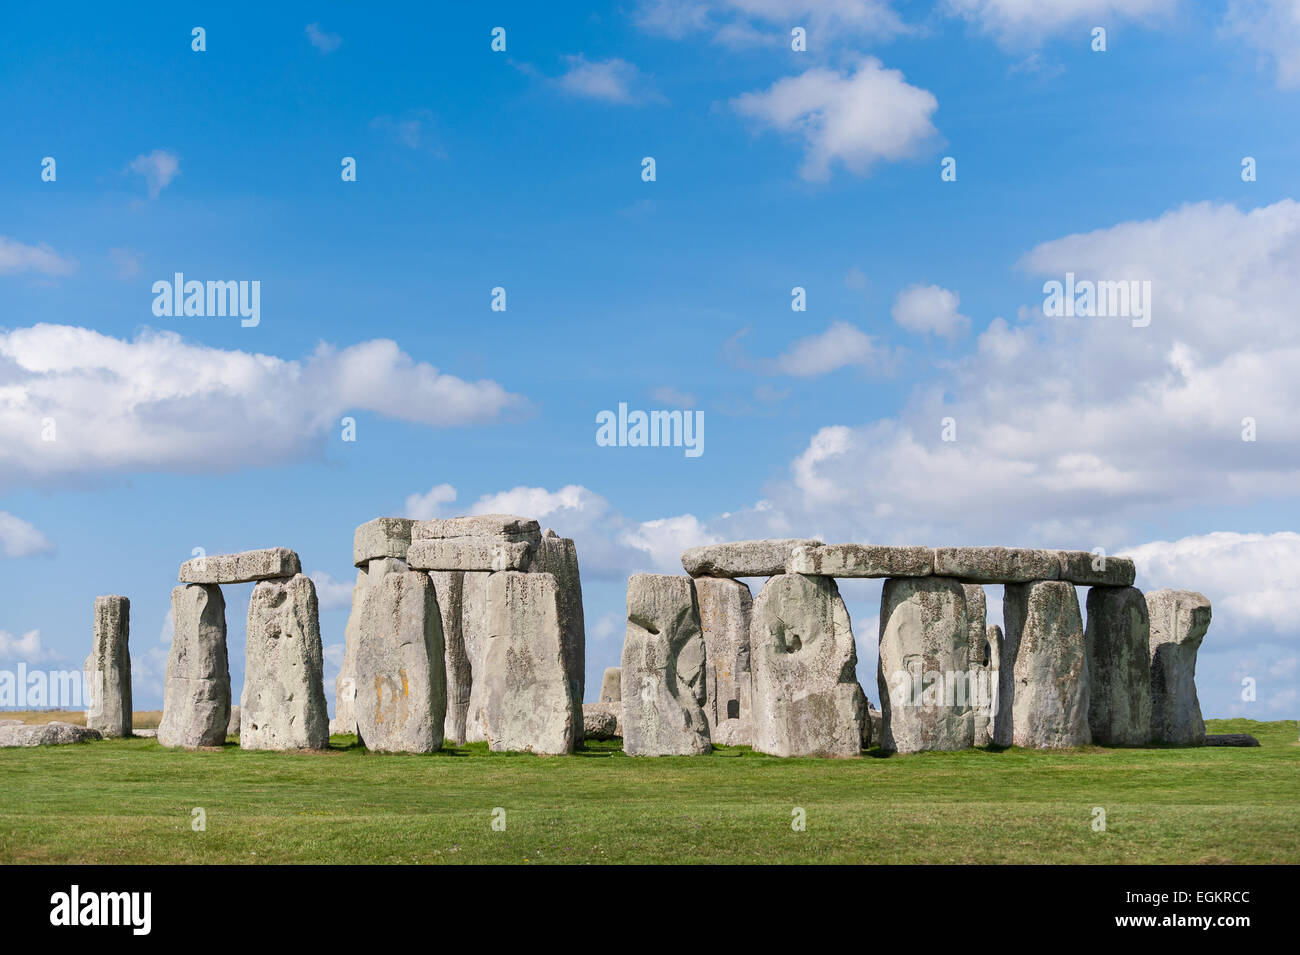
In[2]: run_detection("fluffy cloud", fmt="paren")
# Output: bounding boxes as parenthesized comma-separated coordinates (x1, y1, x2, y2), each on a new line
(0, 512, 53, 558)
(405, 483, 458, 521)
(891, 284, 970, 340)
(0, 237, 76, 278)
(945, 0, 1175, 46)
(636, 0, 907, 46)
(555, 55, 663, 104)
(128, 150, 180, 198)
(732, 59, 939, 181)
(309, 570, 355, 611)
(0, 324, 526, 484)
(0, 628, 57, 663)
(1222, 0, 1300, 89)
(775, 321, 895, 376)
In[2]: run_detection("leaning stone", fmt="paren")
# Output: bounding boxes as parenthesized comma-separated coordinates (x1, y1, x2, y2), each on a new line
(789, 543, 933, 578)
(621, 574, 711, 756)
(429, 570, 469, 745)
(352, 517, 414, 567)
(530, 535, 586, 742)
(241, 574, 329, 751)
(1084, 586, 1152, 746)
(877, 577, 975, 753)
(582, 702, 621, 741)
(406, 537, 532, 572)
(0, 721, 102, 747)
(1147, 589, 1211, 745)
(85, 595, 131, 738)
(335, 558, 407, 738)
(481, 571, 577, 754)
(414, 514, 541, 546)
(178, 547, 301, 585)
(1204, 733, 1259, 747)
(599, 666, 621, 703)
(752, 574, 865, 757)
(680, 539, 822, 579)
(695, 575, 753, 746)
(158, 584, 230, 749)
(462, 571, 492, 743)
(932, 547, 1060, 584)
(354, 572, 447, 753)
(1000, 580, 1090, 748)
(1057, 551, 1136, 587)
(964, 584, 996, 745)
(227, 705, 241, 737)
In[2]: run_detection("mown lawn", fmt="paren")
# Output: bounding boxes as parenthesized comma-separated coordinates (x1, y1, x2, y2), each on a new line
(1, 718, 1295, 864)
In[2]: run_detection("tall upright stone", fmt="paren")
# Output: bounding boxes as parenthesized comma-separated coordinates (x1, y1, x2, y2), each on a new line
(531, 532, 586, 741)
(1146, 589, 1211, 745)
(877, 577, 974, 753)
(335, 557, 407, 737)
(985, 623, 1004, 744)
(241, 574, 329, 751)
(1000, 580, 1090, 748)
(621, 574, 711, 756)
(429, 570, 469, 745)
(1084, 586, 1152, 746)
(964, 584, 996, 745)
(752, 574, 864, 758)
(695, 575, 753, 746)
(158, 584, 230, 749)
(85, 595, 131, 738)
(462, 570, 492, 743)
(599, 667, 621, 703)
(354, 571, 447, 753)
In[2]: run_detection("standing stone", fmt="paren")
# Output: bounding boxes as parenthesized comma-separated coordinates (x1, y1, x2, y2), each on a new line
(877, 577, 974, 753)
(241, 574, 329, 751)
(599, 667, 621, 703)
(1084, 586, 1152, 746)
(621, 574, 711, 756)
(696, 576, 753, 746)
(335, 558, 408, 737)
(481, 571, 576, 754)
(158, 584, 230, 749)
(531, 533, 586, 742)
(752, 574, 865, 758)
(227, 705, 241, 737)
(964, 584, 996, 746)
(985, 624, 1003, 744)
(1000, 581, 1090, 748)
(1146, 589, 1211, 745)
(354, 572, 446, 752)
(462, 571, 492, 742)
(85, 595, 131, 738)
(429, 570, 469, 745)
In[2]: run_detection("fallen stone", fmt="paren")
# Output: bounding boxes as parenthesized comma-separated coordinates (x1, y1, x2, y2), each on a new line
(414, 514, 541, 546)
(85, 595, 132, 738)
(1084, 586, 1152, 746)
(1057, 550, 1136, 587)
(530, 534, 586, 742)
(695, 575, 753, 746)
(0, 721, 102, 747)
(158, 584, 230, 749)
(178, 547, 301, 585)
(752, 574, 865, 757)
(582, 701, 621, 740)
(227, 705, 241, 737)
(621, 574, 711, 756)
(789, 543, 933, 578)
(680, 539, 822, 579)
(1147, 589, 1211, 745)
(134, 728, 157, 738)
(932, 547, 1060, 584)
(1203, 733, 1260, 747)
(999, 580, 1090, 748)
(352, 517, 414, 567)
(599, 666, 621, 703)
(406, 537, 532, 573)
(334, 558, 407, 739)
(429, 570, 469, 745)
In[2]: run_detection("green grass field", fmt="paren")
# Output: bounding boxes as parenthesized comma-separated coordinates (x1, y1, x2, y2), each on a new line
(1, 718, 1296, 864)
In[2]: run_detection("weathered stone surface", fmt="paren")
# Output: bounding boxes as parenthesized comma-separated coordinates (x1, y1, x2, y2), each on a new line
(531, 535, 586, 741)
(932, 547, 1060, 584)
(789, 543, 933, 578)
(227, 705, 241, 736)
(1147, 589, 1211, 745)
(1057, 551, 1136, 587)
(134, 728, 157, 738)
(481, 571, 577, 754)
(965, 584, 996, 745)
(621, 574, 711, 756)
(752, 574, 864, 757)
(178, 547, 301, 585)
(877, 577, 975, 753)
(999, 580, 1090, 748)
(429, 570, 469, 745)
(985, 624, 1003, 744)
(1204, 733, 1259, 747)
(352, 517, 414, 567)
(866, 706, 883, 749)
(334, 558, 407, 738)
(158, 584, 230, 749)
(0, 721, 102, 747)
(354, 572, 447, 753)
(1084, 586, 1152, 746)
(681, 539, 822, 579)
(599, 667, 621, 703)
(406, 537, 532, 572)
(462, 571, 492, 743)
(241, 574, 329, 751)
(696, 576, 753, 747)
(582, 701, 621, 740)
(85, 595, 131, 738)
(414, 514, 541, 546)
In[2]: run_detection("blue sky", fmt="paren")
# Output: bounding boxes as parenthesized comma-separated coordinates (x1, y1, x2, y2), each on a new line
(2, 1, 1298, 721)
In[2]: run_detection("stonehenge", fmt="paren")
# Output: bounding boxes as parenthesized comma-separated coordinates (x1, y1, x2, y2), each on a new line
(1084, 586, 1152, 746)
(158, 583, 231, 749)
(1000, 581, 1090, 748)
(1147, 589, 1212, 745)
(85, 595, 132, 738)
(695, 575, 753, 746)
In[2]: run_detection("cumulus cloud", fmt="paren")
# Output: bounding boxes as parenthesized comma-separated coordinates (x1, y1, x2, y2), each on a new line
(775, 321, 895, 376)
(305, 23, 342, 54)
(891, 284, 970, 340)
(405, 483, 458, 521)
(128, 150, 180, 198)
(0, 628, 57, 663)
(555, 55, 663, 104)
(0, 512, 53, 558)
(945, 0, 1175, 46)
(0, 237, 76, 278)
(732, 59, 939, 181)
(309, 570, 354, 611)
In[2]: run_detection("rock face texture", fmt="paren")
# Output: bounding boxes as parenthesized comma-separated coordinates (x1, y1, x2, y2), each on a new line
(415, 514, 542, 545)
(933, 547, 1060, 584)
(599, 667, 621, 703)
(241, 574, 329, 751)
(158, 584, 230, 749)
(1057, 551, 1136, 587)
(85, 595, 131, 738)
(964, 584, 995, 745)
(178, 547, 301, 585)
(429, 570, 469, 745)
(621, 574, 712, 756)
(0, 721, 102, 747)
(1084, 586, 1152, 746)
(999, 581, 1090, 748)
(406, 537, 532, 573)
(1146, 589, 1211, 745)
(582, 702, 621, 740)
(352, 517, 414, 566)
(335, 557, 408, 737)
(531, 534, 586, 741)
(227, 705, 241, 737)
(877, 577, 975, 753)
(751, 574, 865, 757)
(462, 571, 492, 743)
(354, 571, 447, 753)
(480, 571, 577, 754)
(789, 544, 933, 578)
(681, 539, 822, 579)
(1204, 733, 1259, 747)
(695, 575, 753, 746)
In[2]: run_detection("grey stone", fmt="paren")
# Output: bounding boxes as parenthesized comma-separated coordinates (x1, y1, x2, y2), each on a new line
(1204, 733, 1259, 747)
(0, 721, 102, 747)
(1000, 580, 1090, 748)
(158, 584, 230, 749)
(752, 574, 865, 757)
(789, 543, 933, 578)
(932, 547, 1060, 584)
(133, 728, 157, 738)
(695, 575, 753, 747)
(462, 571, 492, 743)
(1084, 586, 1152, 746)
(877, 577, 975, 753)
(354, 571, 447, 753)
(85, 595, 131, 738)
(1057, 551, 1136, 587)
(582, 701, 621, 740)
(985, 624, 1004, 744)
(241, 574, 329, 751)
(1147, 589, 1211, 745)
(964, 584, 996, 745)
(620, 574, 711, 756)
(227, 705, 241, 737)
(429, 570, 469, 745)
(352, 517, 414, 567)
(680, 539, 822, 579)
(406, 537, 532, 572)
(178, 547, 301, 585)
(530, 535, 586, 742)
(334, 558, 407, 738)
(413, 514, 541, 546)
(599, 666, 621, 703)
(866, 706, 883, 749)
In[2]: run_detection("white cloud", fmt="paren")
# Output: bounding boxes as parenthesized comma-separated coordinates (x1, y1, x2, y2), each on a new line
(945, 0, 1175, 46)
(619, 514, 720, 570)
(0, 628, 57, 662)
(0, 325, 526, 484)
(128, 150, 180, 198)
(555, 55, 663, 104)
(305, 23, 342, 54)
(309, 570, 354, 611)
(0, 237, 76, 278)
(636, 0, 908, 46)
(1222, 0, 1300, 89)
(891, 284, 970, 339)
(405, 483, 458, 521)
(775, 321, 895, 376)
(732, 59, 939, 181)
(0, 512, 53, 558)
